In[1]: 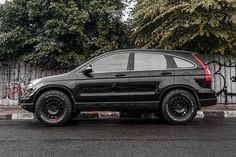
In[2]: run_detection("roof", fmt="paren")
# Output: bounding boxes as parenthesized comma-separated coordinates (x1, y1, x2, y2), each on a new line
(111, 48, 196, 55)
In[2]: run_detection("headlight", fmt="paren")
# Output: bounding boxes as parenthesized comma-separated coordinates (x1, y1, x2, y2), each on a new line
(25, 79, 41, 91)
(28, 79, 41, 89)
(28, 83, 33, 89)
(22, 79, 41, 97)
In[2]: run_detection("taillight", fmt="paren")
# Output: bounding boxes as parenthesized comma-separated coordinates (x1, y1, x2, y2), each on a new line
(192, 54, 212, 82)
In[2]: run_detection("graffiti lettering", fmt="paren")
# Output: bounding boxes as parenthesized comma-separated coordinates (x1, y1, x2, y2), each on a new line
(206, 60, 236, 104)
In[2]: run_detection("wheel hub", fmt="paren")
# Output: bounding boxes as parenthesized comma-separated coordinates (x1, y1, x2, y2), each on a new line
(175, 108, 185, 114)
(48, 105, 59, 115)
(167, 96, 193, 119)
(41, 98, 65, 120)
(175, 103, 185, 113)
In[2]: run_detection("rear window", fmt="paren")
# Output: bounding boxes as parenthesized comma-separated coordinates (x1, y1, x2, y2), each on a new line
(134, 53, 167, 71)
(173, 57, 195, 68)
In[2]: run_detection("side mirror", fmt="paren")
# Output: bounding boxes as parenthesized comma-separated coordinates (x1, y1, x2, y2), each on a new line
(82, 65, 93, 75)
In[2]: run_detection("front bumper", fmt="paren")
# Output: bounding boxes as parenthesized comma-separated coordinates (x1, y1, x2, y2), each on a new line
(19, 97, 35, 113)
(20, 102, 34, 112)
(18, 87, 36, 113)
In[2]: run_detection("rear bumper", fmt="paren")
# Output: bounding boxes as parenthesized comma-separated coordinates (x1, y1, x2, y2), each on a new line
(199, 97, 217, 107)
(197, 88, 217, 107)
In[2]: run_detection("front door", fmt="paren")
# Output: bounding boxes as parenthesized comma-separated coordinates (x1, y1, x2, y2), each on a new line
(75, 52, 131, 110)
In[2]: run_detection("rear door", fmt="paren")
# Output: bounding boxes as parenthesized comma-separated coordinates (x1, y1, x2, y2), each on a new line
(128, 52, 174, 110)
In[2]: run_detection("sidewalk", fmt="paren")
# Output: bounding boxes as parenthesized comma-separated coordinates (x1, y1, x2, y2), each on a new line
(0, 104, 236, 120)
(199, 104, 236, 118)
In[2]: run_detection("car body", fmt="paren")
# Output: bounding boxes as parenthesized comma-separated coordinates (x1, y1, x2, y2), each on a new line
(19, 49, 217, 126)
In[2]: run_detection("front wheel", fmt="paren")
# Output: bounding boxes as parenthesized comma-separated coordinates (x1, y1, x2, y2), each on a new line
(35, 90, 72, 126)
(161, 89, 197, 125)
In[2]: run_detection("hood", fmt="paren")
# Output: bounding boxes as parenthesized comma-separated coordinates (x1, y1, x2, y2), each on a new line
(30, 72, 75, 86)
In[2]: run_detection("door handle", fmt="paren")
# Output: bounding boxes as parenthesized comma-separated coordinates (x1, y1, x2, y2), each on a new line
(160, 72, 172, 76)
(115, 73, 126, 77)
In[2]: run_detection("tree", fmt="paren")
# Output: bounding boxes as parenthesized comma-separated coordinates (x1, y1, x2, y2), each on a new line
(0, 0, 129, 69)
(82, 0, 130, 57)
(131, 0, 236, 55)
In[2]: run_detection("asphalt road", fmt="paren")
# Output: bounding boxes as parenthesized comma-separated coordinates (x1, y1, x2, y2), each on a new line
(0, 118, 236, 157)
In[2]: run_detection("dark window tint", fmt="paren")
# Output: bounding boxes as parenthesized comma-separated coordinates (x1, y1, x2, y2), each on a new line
(134, 53, 167, 71)
(92, 53, 129, 73)
(173, 57, 195, 68)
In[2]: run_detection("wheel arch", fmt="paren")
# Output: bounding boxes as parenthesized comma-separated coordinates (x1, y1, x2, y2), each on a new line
(160, 85, 201, 110)
(33, 85, 76, 112)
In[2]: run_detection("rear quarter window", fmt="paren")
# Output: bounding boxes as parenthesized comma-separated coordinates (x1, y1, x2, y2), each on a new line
(173, 57, 195, 68)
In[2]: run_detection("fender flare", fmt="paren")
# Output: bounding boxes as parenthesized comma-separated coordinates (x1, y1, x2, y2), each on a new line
(160, 85, 201, 109)
(33, 85, 76, 107)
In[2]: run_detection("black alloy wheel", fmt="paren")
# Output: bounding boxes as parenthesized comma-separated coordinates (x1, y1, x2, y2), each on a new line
(35, 90, 72, 126)
(161, 89, 197, 124)
(40, 98, 65, 123)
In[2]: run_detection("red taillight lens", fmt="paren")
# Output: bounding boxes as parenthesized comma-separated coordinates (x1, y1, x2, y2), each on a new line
(192, 54, 211, 81)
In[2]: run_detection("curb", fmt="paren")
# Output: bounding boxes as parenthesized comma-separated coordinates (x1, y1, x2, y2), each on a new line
(1, 111, 236, 120)
(11, 113, 34, 120)
(195, 111, 236, 118)
(0, 114, 12, 120)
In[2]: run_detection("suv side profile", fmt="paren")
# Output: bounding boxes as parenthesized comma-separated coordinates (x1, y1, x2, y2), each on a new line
(19, 49, 217, 126)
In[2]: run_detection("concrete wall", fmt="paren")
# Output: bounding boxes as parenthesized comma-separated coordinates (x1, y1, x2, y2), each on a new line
(0, 62, 67, 105)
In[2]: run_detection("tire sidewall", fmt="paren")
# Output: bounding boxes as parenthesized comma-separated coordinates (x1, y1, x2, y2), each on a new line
(35, 90, 72, 126)
(161, 89, 197, 124)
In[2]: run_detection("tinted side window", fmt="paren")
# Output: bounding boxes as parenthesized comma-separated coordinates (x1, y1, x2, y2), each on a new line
(134, 53, 167, 71)
(173, 57, 195, 68)
(91, 53, 129, 73)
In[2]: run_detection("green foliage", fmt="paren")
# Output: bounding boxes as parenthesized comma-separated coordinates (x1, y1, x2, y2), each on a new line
(82, 0, 131, 57)
(0, 0, 129, 68)
(131, 0, 236, 55)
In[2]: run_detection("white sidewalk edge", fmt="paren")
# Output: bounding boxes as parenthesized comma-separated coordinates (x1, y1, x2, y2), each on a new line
(196, 111, 204, 118)
(11, 113, 34, 120)
(7, 111, 236, 120)
(224, 111, 236, 118)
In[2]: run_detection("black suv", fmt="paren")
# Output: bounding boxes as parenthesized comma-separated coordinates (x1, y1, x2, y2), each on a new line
(20, 49, 217, 126)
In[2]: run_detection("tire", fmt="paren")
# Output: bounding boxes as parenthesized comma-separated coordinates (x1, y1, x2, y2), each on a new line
(161, 89, 197, 125)
(35, 90, 72, 126)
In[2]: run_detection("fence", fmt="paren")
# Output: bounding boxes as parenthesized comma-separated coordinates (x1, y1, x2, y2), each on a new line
(0, 62, 67, 105)
(199, 54, 236, 104)
(0, 54, 236, 105)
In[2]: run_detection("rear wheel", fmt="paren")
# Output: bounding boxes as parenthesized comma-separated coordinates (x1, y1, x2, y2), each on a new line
(35, 90, 72, 126)
(161, 89, 197, 125)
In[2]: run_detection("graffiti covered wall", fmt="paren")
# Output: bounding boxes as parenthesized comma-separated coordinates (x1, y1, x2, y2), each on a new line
(199, 55, 236, 104)
(0, 62, 66, 105)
